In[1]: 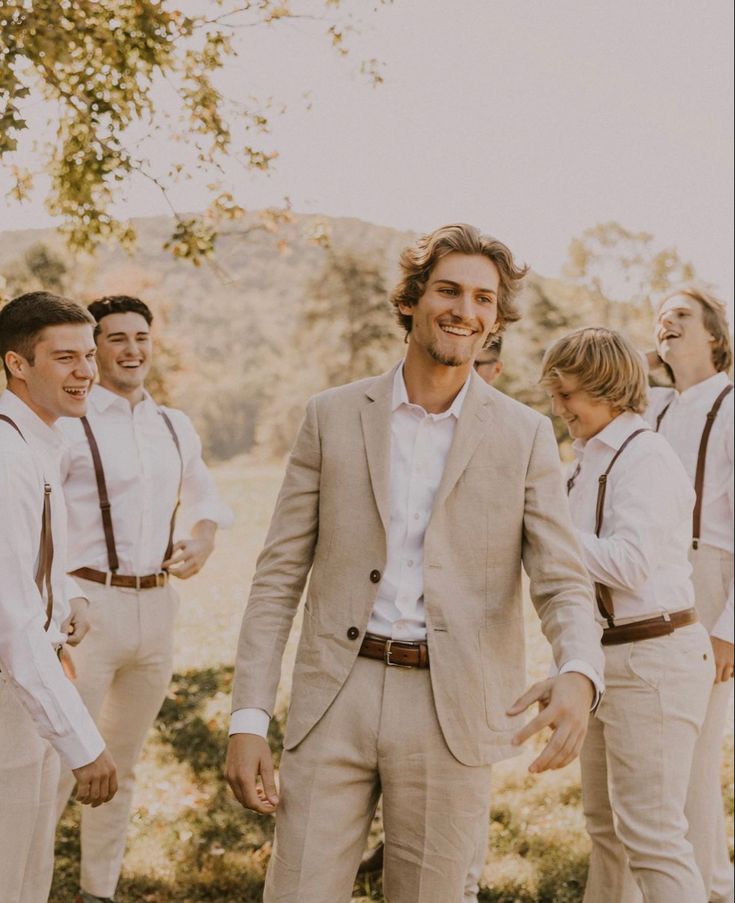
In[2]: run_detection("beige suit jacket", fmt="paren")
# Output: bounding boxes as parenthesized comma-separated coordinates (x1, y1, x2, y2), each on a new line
(232, 366, 603, 766)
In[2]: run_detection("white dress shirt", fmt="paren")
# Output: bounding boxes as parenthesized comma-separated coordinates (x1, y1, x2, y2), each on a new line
(645, 373, 734, 641)
(0, 391, 105, 769)
(569, 411, 696, 623)
(59, 385, 233, 575)
(232, 365, 602, 737)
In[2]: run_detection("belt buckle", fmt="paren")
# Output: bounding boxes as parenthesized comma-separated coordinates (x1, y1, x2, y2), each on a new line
(384, 639, 412, 668)
(155, 572, 167, 588)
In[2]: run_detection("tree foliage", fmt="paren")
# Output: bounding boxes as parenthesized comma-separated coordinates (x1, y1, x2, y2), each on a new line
(0, 0, 386, 261)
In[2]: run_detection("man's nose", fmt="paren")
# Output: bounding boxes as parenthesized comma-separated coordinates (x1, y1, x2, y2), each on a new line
(452, 291, 475, 321)
(77, 357, 96, 379)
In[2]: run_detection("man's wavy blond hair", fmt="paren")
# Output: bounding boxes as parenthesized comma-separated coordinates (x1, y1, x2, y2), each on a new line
(390, 223, 528, 346)
(541, 327, 648, 414)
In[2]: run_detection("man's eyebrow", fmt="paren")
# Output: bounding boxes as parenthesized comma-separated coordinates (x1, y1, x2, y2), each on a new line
(431, 278, 497, 295)
(104, 330, 150, 338)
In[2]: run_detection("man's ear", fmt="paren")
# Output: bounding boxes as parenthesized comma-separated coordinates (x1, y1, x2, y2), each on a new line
(398, 301, 414, 319)
(4, 350, 28, 382)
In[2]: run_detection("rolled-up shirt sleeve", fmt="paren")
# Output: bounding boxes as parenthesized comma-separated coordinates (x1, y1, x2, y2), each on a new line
(0, 457, 104, 769)
(171, 411, 234, 529)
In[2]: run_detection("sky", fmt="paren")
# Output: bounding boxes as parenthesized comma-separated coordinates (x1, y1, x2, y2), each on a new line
(1, 0, 733, 300)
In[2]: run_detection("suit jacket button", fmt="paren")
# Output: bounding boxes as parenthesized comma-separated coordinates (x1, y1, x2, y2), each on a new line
(369, 569, 381, 583)
(347, 626, 360, 640)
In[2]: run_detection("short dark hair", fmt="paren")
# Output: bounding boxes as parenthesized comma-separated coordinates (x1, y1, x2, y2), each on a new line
(87, 295, 153, 337)
(0, 291, 94, 378)
(390, 224, 527, 346)
(475, 334, 503, 364)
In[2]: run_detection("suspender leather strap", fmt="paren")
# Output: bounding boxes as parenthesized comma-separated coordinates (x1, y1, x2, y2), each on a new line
(656, 384, 733, 549)
(0, 414, 54, 630)
(567, 427, 650, 628)
(80, 408, 184, 572)
(80, 415, 119, 572)
(692, 384, 733, 549)
(157, 409, 183, 567)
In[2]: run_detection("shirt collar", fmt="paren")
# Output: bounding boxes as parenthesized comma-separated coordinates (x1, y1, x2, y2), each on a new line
(391, 361, 472, 420)
(0, 389, 65, 453)
(675, 371, 731, 405)
(572, 410, 648, 459)
(90, 383, 155, 413)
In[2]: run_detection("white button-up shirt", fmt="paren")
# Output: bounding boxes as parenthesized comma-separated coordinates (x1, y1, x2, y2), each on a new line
(366, 363, 471, 641)
(59, 385, 233, 575)
(0, 391, 104, 769)
(231, 365, 602, 736)
(569, 411, 696, 624)
(645, 373, 734, 641)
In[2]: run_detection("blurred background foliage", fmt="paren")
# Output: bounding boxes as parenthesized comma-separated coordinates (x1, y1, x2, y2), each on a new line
(0, 212, 692, 460)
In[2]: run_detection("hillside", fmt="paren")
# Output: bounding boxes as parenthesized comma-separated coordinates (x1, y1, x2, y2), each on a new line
(0, 213, 642, 461)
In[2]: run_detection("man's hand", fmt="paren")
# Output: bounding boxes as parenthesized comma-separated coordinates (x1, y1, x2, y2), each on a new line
(61, 596, 90, 647)
(711, 636, 734, 683)
(225, 733, 279, 814)
(507, 672, 594, 774)
(163, 519, 217, 579)
(72, 748, 118, 807)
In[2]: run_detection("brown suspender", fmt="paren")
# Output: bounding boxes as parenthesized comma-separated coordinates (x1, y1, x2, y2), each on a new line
(0, 414, 55, 630)
(157, 409, 184, 565)
(567, 428, 649, 628)
(655, 384, 733, 549)
(80, 408, 183, 572)
(81, 415, 119, 572)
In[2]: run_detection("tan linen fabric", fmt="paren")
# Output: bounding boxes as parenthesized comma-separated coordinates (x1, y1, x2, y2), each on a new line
(232, 368, 603, 767)
(581, 623, 714, 903)
(0, 673, 61, 903)
(264, 656, 493, 903)
(56, 579, 179, 898)
(686, 545, 734, 903)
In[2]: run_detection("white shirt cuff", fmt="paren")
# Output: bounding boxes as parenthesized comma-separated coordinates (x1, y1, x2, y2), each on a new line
(560, 659, 604, 711)
(229, 707, 270, 738)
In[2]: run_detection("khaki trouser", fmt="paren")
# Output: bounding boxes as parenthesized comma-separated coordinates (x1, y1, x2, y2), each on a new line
(0, 674, 61, 903)
(608, 545, 734, 903)
(56, 579, 179, 899)
(581, 622, 714, 903)
(265, 655, 493, 903)
(687, 546, 734, 903)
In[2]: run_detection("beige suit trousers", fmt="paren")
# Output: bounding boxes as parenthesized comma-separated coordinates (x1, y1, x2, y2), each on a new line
(56, 579, 179, 898)
(608, 545, 734, 903)
(265, 656, 493, 903)
(581, 622, 714, 903)
(0, 673, 61, 903)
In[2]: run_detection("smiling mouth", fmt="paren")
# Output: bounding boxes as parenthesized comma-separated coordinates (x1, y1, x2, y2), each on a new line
(119, 360, 143, 369)
(63, 387, 88, 398)
(439, 324, 475, 337)
(659, 330, 680, 342)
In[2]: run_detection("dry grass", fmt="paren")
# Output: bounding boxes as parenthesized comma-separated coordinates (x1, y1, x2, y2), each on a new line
(51, 459, 734, 902)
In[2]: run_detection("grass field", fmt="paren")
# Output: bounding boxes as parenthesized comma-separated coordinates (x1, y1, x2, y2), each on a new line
(51, 458, 734, 902)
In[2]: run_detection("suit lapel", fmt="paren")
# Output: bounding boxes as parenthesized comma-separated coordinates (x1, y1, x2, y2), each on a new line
(360, 368, 396, 534)
(432, 374, 494, 513)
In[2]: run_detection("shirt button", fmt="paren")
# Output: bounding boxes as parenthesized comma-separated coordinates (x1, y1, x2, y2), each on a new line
(414, 513, 420, 520)
(370, 569, 381, 583)
(407, 560, 414, 567)
(347, 626, 360, 640)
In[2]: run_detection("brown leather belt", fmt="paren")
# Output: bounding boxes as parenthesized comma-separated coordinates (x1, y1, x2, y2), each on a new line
(358, 633, 430, 668)
(71, 566, 168, 590)
(601, 608, 698, 646)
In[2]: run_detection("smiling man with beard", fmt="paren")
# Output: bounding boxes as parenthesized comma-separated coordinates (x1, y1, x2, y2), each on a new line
(54, 295, 233, 903)
(226, 223, 604, 903)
